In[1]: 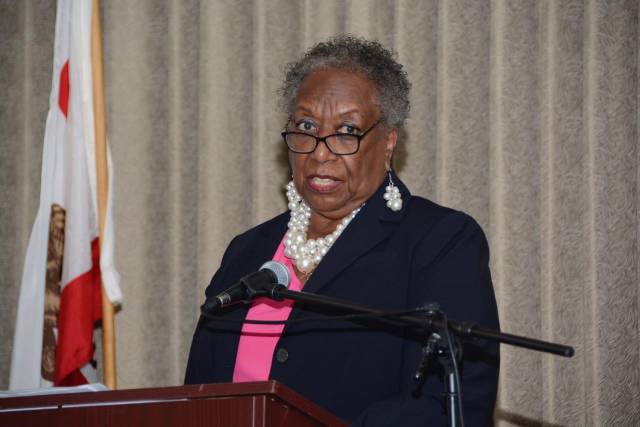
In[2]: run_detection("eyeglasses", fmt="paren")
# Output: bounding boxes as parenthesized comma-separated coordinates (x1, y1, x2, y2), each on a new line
(281, 119, 382, 155)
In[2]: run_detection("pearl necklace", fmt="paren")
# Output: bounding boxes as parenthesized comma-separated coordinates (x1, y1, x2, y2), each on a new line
(283, 181, 362, 274)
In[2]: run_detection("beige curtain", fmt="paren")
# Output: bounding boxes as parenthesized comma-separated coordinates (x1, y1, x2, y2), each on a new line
(1, 1, 638, 425)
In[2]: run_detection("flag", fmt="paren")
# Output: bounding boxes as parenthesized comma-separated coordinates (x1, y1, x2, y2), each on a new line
(9, 0, 122, 390)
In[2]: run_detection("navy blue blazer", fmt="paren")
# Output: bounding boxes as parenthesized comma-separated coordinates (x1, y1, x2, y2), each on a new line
(185, 175, 499, 426)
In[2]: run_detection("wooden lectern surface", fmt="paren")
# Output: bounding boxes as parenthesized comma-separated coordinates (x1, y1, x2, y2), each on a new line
(0, 380, 347, 427)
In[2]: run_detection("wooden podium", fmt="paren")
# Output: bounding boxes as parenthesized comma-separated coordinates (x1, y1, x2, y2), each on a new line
(0, 381, 347, 426)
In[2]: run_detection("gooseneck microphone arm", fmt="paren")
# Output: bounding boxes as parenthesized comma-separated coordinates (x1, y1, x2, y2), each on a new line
(269, 286, 574, 357)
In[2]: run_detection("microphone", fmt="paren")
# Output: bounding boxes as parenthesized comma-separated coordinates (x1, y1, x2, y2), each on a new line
(200, 261, 290, 316)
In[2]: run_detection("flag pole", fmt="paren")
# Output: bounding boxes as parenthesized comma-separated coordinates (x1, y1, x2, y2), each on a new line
(91, 0, 117, 390)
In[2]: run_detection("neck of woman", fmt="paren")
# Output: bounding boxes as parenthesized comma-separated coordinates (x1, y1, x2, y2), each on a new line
(307, 214, 342, 240)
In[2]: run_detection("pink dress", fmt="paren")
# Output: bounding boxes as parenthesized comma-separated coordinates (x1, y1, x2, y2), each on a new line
(232, 239, 302, 382)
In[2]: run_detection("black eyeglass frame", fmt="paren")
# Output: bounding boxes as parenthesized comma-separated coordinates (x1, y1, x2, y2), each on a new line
(281, 118, 382, 155)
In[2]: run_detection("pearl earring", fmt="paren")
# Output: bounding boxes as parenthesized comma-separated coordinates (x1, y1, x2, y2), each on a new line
(383, 171, 402, 212)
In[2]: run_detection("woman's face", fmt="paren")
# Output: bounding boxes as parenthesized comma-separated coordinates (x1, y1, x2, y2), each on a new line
(289, 68, 397, 224)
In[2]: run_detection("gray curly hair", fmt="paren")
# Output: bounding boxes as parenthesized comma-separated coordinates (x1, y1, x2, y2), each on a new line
(279, 35, 411, 129)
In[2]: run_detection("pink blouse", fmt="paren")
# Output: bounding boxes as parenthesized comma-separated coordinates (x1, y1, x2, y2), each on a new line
(232, 239, 302, 382)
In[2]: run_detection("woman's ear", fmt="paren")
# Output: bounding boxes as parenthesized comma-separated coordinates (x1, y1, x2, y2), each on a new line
(384, 128, 398, 170)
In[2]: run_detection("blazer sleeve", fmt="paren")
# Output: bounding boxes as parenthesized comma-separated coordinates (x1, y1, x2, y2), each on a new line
(356, 212, 499, 426)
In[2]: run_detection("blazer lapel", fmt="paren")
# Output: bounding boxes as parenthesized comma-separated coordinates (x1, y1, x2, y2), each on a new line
(249, 213, 290, 270)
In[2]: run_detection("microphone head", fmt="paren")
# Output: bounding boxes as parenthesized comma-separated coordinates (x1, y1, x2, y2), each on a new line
(259, 261, 291, 288)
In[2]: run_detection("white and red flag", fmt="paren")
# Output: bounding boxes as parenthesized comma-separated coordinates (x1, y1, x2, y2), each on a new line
(9, 0, 121, 389)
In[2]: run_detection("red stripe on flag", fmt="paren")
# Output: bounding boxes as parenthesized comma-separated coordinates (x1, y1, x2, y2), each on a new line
(58, 61, 70, 117)
(54, 238, 103, 386)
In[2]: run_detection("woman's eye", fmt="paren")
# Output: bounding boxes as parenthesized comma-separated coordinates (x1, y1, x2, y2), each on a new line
(339, 124, 359, 135)
(296, 121, 315, 132)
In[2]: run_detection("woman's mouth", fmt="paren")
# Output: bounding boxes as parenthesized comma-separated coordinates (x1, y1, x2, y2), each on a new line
(307, 175, 342, 193)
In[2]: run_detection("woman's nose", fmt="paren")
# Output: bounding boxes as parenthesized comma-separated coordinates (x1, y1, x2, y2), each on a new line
(310, 137, 336, 162)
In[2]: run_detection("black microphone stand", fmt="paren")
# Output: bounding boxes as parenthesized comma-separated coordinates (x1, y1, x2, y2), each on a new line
(202, 283, 575, 427)
(269, 287, 574, 427)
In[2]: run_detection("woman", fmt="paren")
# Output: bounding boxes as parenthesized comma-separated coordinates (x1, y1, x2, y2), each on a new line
(186, 35, 499, 426)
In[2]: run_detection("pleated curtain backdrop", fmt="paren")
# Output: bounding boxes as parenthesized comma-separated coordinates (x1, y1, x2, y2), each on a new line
(1, 1, 638, 425)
